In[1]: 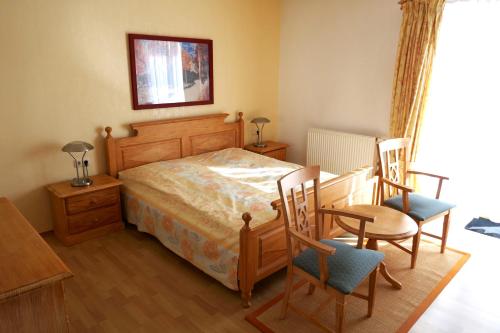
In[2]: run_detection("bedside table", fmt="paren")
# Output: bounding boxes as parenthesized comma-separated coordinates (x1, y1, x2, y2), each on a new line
(47, 174, 123, 246)
(244, 141, 289, 161)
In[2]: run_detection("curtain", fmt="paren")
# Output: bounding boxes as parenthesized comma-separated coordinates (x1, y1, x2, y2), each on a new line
(417, 0, 500, 220)
(390, 0, 446, 161)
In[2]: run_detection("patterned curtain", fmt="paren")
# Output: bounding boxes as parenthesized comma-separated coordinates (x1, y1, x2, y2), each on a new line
(390, 0, 446, 161)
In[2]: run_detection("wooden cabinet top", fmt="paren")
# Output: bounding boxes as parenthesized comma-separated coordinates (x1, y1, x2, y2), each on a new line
(0, 198, 72, 300)
(244, 141, 289, 154)
(46, 174, 122, 199)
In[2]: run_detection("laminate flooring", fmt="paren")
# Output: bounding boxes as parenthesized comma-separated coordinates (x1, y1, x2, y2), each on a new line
(44, 213, 500, 332)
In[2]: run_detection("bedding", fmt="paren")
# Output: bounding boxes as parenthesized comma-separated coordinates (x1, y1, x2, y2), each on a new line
(119, 148, 335, 290)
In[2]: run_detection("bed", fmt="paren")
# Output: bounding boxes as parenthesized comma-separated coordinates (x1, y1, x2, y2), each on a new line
(104, 113, 377, 307)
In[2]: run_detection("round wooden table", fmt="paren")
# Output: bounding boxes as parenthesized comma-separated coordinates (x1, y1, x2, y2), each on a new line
(335, 204, 418, 289)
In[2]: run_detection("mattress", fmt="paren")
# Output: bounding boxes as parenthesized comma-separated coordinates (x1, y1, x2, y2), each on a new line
(119, 148, 335, 289)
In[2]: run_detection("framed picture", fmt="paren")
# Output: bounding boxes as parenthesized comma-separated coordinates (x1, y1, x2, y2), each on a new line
(128, 34, 214, 110)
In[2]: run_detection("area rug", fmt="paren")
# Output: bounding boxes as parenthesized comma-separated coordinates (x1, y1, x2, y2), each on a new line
(246, 240, 469, 333)
(465, 217, 500, 239)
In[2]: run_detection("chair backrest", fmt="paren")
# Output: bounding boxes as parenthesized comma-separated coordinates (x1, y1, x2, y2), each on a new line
(277, 166, 321, 251)
(376, 137, 411, 199)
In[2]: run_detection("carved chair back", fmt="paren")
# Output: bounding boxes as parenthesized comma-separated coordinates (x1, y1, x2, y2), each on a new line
(376, 137, 411, 200)
(277, 166, 321, 257)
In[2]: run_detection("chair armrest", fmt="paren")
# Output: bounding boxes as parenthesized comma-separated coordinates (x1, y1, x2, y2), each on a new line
(319, 208, 375, 249)
(288, 228, 334, 284)
(407, 170, 449, 181)
(381, 178, 414, 193)
(407, 170, 449, 199)
(381, 178, 413, 213)
(319, 208, 376, 223)
(288, 228, 336, 256)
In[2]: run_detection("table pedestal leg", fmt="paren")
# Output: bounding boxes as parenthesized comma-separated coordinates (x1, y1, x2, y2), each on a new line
(366, 239, 402, 290)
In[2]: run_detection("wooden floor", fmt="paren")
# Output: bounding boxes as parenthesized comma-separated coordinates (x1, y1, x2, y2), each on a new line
(44, 226, 284, 332)
(44, 215, 500, 332)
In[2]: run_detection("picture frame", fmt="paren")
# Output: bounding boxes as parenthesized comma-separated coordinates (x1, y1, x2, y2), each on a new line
(128, 33, 214, 110)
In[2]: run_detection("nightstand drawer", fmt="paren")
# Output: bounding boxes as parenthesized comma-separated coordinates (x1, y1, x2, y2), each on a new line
(67, 204, 121, 234)
(264, 149, 286, 161)
(66, 187, 119, 215)
(244, 141, 289, 161)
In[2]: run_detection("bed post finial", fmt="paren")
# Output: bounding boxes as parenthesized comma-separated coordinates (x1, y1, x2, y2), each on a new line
(105, 127, 113, 138)
(238, 111, 243, 120)
(242, 212, 252, 228)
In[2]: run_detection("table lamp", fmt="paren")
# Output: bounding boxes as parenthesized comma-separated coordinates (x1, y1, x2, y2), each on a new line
(62, 141, 94, 187)
(251, 117, 270, 147)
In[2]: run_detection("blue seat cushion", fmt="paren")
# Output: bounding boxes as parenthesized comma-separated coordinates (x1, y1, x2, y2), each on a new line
(384, 193, 455, 221)
(293, 239, 384, 294)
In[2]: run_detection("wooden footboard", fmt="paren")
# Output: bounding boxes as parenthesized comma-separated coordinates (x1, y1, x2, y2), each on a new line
(238, 167, 377, 307)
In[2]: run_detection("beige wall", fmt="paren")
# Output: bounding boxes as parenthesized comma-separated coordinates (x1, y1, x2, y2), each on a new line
(0, 0, 281, 232)
(278, 0, 401, 164)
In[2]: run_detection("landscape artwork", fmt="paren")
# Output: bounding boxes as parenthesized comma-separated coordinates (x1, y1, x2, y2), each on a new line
(128, 34, 214, 109)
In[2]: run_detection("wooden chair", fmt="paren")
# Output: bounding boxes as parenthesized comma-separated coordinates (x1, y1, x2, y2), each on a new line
(277, 166, 384, 333)
(376, 138, 455, 269)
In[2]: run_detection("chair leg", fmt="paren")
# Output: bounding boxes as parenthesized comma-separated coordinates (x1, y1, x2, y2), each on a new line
(307, 283, 316, 295)
(335, 295, 346, 333)
(441, 213, 451, 254)
(367, 267, 378, 317)
(280, 266, 294, 319)
(411, 227, 422, 269)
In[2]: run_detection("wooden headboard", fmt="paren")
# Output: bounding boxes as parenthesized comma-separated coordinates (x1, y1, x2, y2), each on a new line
(105, 112, 244, 177)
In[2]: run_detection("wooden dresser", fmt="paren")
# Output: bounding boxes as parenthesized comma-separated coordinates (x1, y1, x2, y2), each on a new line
(244, 141, 289, 161)
(47, 174, 123, 246)
(0, 198, 73, 332)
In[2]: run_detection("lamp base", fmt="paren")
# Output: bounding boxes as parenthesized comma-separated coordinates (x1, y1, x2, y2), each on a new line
(71, 177, 93, 187)
(253, 142, 267, 148)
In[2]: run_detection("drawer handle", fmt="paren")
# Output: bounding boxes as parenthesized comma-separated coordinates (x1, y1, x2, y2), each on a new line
(93, 218, 99, 223)
(90, 199, 98, 205)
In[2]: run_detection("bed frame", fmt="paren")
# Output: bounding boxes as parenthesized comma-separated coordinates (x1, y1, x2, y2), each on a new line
(104, 112, 377, 307)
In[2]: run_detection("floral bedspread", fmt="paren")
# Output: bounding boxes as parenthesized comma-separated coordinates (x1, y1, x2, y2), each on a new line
(119, 148, 335, 290)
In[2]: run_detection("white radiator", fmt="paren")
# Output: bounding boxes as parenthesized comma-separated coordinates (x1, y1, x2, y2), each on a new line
(307, 128, 377, 175)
